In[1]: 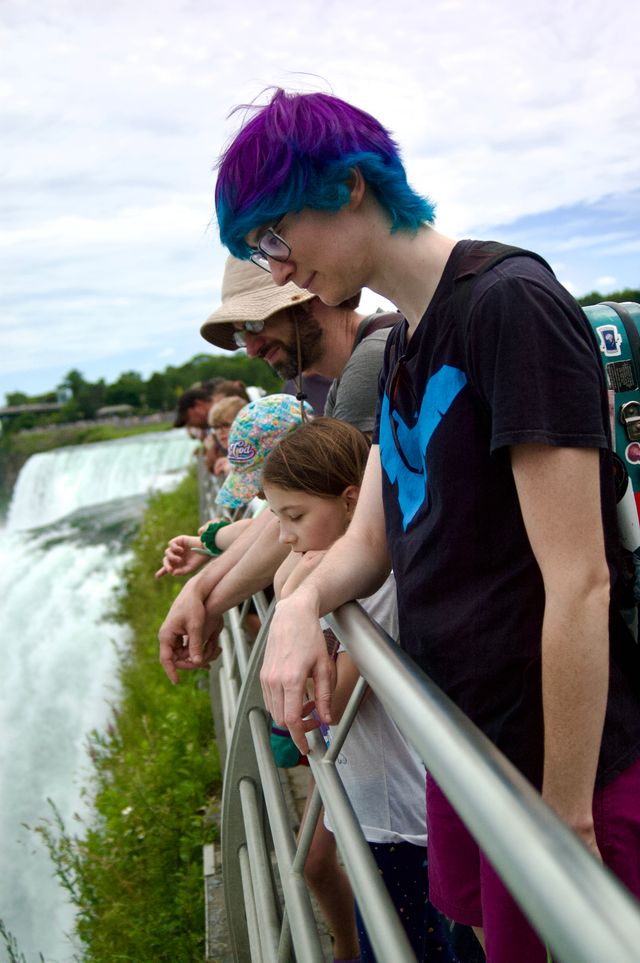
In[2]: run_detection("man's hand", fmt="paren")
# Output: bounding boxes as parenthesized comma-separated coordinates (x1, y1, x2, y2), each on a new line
(261, 591, 337, 754)
(155, 535, 208, 579)
(541, 790, 602, 862)
(158, 578, 224, 684)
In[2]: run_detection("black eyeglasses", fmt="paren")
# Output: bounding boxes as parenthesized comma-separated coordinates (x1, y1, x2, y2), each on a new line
(232, 320, 266, 347)
(388, 350, 423, 476)
(249, 218, 291, 272)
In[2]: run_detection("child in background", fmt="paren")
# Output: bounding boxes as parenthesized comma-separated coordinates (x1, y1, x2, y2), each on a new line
(262, 418, 458, 963)
(155, 393, 311, 578)
(206, 395, 247, 475)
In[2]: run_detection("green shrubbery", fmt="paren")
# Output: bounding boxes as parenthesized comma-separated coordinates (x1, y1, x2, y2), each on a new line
(576, 286, 640, 306)
(35, 469, 221, 962)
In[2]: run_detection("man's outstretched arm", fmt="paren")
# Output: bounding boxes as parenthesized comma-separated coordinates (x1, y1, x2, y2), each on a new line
(261, 445, 391, 752)
(511, 442, 610, 856)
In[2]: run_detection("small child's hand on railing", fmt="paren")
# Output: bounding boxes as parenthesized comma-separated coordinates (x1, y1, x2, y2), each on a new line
(154, 535, 209, 579)
(213, 456, 231, 476)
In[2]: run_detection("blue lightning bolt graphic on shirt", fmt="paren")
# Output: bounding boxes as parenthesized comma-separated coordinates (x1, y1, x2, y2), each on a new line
(379, 365, 467, 530)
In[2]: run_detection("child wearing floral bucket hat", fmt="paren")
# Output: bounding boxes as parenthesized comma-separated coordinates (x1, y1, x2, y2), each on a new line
(215, 393, 314, 510)
(155, 393, 313, 580)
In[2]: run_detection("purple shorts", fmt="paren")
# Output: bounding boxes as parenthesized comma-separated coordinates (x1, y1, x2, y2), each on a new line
(426, 756, 640, 963)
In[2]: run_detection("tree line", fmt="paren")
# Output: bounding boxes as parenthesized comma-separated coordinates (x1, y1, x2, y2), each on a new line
(576, 286, 639, 307)
(4, 285, 639, 434)
(3, 353, 282, 433)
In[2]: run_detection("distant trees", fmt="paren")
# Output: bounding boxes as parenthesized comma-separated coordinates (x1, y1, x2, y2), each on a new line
(8, 287, 640, 433)
(146, 372, 174, 411)
(577, 287, 640, 307)
(5, 391, 30, 406)
(1, 352, 283, 432)
(53, 370, 107, 421)
(104, 371, 145, 408)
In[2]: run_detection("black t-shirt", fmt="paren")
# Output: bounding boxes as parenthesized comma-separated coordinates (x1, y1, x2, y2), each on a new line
(373, 240, 640, 788)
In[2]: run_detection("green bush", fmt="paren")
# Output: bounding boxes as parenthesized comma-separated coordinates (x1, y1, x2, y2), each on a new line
(37, 469, 221, 962)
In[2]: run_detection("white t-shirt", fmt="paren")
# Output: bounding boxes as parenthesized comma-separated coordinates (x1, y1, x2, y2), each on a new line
(324, 574, 427, 846)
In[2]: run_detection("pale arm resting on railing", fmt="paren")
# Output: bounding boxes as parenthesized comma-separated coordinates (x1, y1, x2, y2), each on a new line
(261, 445, 391, 750)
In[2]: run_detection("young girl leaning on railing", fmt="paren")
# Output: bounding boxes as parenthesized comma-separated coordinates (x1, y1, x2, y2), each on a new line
(262, 417, 459, 963)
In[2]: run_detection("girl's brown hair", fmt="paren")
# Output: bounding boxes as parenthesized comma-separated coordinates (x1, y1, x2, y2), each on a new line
(262, 417, 370, 497)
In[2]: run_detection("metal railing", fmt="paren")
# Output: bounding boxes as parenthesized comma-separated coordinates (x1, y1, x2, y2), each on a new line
(199, 465, 640, 962)
(197, 459, 268, 772)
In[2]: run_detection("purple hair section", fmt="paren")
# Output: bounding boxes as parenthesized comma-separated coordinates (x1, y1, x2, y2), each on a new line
(217, 90, 399, 211)
(215, 89, 435, 258)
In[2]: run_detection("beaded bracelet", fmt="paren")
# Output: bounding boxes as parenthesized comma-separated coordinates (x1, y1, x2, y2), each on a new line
(200, 519, 232, 556)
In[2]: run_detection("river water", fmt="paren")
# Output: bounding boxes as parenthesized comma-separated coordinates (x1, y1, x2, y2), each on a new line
(0, 430, 195, 961)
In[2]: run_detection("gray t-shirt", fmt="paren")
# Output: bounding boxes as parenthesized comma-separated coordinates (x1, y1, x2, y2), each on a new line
(324, 315, 395, 432)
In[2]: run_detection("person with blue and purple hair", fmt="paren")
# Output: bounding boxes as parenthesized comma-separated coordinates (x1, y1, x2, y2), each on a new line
(216, 90, 434, 266)
(215, 88, 640, 963)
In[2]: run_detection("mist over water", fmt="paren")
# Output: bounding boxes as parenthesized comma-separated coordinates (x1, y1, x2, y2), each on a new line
(0, 430, 194, 961)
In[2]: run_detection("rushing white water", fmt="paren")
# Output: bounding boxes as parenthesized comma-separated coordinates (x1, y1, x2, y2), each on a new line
(0, 430, 195, 962)
(7, 430, 196, 530)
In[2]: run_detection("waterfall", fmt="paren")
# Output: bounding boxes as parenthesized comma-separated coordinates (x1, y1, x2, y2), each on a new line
(7, 430, 196, 530)
(0, 430, 195, 961)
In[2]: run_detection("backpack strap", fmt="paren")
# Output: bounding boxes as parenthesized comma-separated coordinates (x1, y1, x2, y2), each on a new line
(353, 310, 402, 348)
(601, 301, 640, 376)
(451, 241, 555, 322)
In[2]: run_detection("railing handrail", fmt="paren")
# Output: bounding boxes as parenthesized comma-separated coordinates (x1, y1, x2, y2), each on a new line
(199, 463, 640, 961)
(326, 601, 640, 963)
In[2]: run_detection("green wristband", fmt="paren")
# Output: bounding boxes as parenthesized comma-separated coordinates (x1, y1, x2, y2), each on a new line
(200, 519, 231, 556)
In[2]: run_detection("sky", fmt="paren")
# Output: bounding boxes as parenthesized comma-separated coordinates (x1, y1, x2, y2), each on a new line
(1, 0, 639, 403)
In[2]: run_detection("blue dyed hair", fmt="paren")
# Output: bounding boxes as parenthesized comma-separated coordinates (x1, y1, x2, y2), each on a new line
(215, 89, 435, 259)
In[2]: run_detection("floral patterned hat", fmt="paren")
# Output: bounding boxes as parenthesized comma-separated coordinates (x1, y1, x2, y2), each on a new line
(215, 393, 313, 509)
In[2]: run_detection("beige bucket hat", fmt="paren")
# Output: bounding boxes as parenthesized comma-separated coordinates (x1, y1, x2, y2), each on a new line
(201, 256, 316, 352)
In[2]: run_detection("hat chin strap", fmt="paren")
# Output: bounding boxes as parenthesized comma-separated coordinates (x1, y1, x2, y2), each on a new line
(293, 316, 309, 421)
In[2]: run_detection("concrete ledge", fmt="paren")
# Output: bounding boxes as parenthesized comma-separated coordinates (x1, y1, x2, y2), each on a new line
(204, 843, 234, 963)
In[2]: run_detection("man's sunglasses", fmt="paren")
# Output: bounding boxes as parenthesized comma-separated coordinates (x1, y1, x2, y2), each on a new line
(232, 320, 266, 348)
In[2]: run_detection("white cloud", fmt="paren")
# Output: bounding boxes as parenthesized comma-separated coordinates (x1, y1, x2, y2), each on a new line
(1, 0, 639, 398)
(0, 203, 209, 248)
(559, 278, 579, 296)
